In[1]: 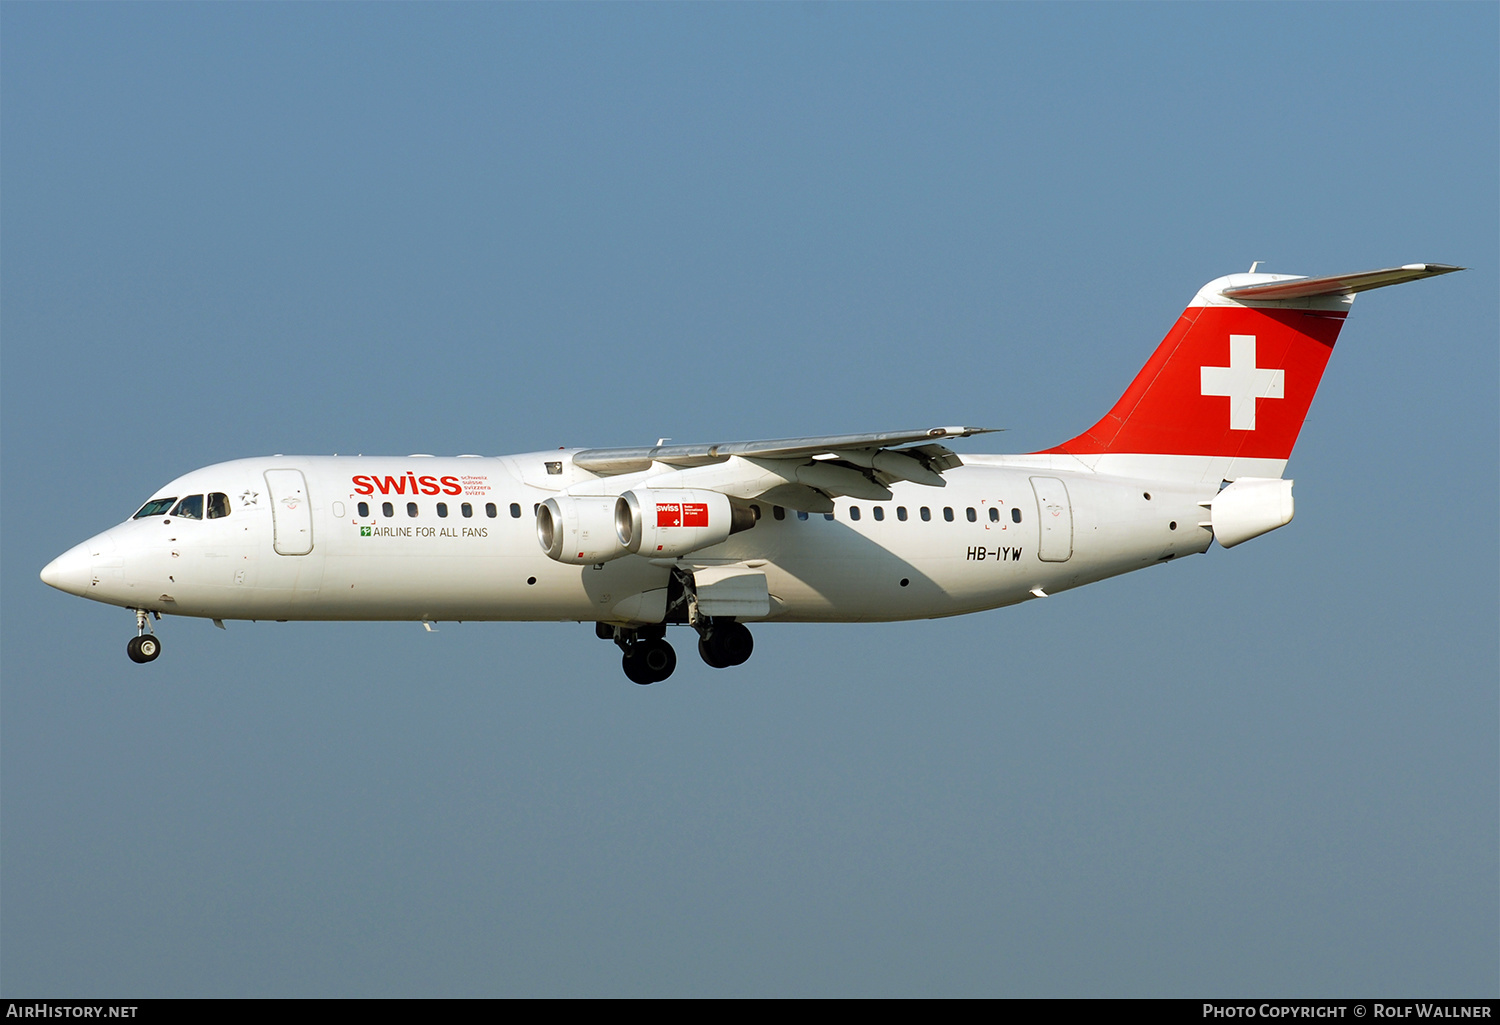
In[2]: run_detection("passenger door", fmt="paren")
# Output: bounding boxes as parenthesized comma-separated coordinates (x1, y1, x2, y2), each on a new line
(1030, 476, 1073, 563)
(264, 469, 313, 555)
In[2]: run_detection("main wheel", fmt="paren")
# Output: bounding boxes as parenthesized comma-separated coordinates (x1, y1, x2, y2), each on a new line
(639, 639, 676, 682)
(127, 635, 161, 664)
(622, 650, 652, 684)
(698, 636, 728, 669)
(702, 622, 753, 668)
(623, 639, 676, 684)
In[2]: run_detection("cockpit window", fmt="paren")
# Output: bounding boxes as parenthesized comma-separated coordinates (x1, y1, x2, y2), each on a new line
(170, 495, 204, 520)
(207, 493, 231, 519)
(133, 497, 177, 519)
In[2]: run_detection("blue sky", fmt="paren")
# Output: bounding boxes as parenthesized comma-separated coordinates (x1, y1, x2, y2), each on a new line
(3, 3, 1495, 997)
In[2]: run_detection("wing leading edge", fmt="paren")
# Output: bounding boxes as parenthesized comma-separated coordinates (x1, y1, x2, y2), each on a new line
(571, 426, 997, 511)
(574, 426, 995, 474)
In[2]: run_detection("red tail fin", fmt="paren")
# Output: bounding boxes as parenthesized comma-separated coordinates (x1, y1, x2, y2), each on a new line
(1043, 264, 1461, 480)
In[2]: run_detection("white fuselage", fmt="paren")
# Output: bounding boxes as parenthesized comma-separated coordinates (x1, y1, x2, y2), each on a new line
(46, 452, 1216, 626)
(42, 264, 1456, 681)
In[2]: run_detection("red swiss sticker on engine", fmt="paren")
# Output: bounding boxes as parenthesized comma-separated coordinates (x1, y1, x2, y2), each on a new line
(656, 503, 708, 527)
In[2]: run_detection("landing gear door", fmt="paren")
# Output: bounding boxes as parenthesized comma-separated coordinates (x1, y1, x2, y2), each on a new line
(692, 566, 771, 619)
(1030, 476, 1073, 563)
(265, 469, 313, 556)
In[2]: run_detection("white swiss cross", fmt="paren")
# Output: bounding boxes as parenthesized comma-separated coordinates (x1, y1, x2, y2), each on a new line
(1200, 334, 1284, 431)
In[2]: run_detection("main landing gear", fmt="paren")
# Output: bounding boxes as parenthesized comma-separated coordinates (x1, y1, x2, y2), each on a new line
(596, 617, 755, 684)
(126, 609, 161, 664)
(697, 620, 753, 670)
(598, 622, 677, 685)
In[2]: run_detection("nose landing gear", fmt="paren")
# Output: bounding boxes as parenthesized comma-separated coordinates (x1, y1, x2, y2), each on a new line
(127, 635, 161, 663)
(126, 609, 161, 663)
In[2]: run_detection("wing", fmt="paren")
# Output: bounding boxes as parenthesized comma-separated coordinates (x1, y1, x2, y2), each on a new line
(573, 426, 997, 511)
(574, 425, 994, 473)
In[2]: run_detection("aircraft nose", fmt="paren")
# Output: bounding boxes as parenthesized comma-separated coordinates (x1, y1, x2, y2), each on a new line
(41, 542, 95, 597)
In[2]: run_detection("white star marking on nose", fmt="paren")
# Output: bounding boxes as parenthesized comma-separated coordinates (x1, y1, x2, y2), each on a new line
(1201, 334, 1284, 431)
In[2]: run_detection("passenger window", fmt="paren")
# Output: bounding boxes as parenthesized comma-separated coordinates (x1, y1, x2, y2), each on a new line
(989, 507, 999, 522)
(897, 507, 908, 521)
(509, 503, 520, 518)
(407, 502, 418, 517)
(358, 502, 370, 518)
(966, 507, 977, 522)
(849, 506, 861, 521)
(750, 504, 762, 520)
(920, 507, 931, 521)
(382, 502, 394, 518)
(943, 507, 955, 522)
(437, 503, 448, 518)
(171, 495, 204, 520)
(796, 510, 809, 521)
(133, 497, 177, 519)
(1012, 508, 1022, 523)
(207, 493, 231, 519)
(824, 513, 834, 521)
(773, 506, 785, 520)
(462, 503, 473, 518)
(488, 503, 499, 518)
(873, 507, 884, 521)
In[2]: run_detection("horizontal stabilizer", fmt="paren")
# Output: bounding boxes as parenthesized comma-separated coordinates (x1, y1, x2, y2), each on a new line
(1220, 263, 1463, 302)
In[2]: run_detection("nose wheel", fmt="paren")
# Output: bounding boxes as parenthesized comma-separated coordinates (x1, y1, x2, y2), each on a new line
(127, 635, 161, 663)
(126, 609, 161, 663)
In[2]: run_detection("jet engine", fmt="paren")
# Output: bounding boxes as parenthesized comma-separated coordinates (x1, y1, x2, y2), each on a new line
(537, 488, 756, 565)
(536, 495, 632, 565)
(618, 488, 755, 558)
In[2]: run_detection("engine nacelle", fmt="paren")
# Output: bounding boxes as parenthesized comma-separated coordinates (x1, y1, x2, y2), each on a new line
(618, 489, 753, 557)
(537, 495, 632, 565)
(1210, 477, 1294, 548)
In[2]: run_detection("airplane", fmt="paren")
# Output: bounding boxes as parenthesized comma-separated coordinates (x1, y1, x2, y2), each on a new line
(41, 262, 1462, 684)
